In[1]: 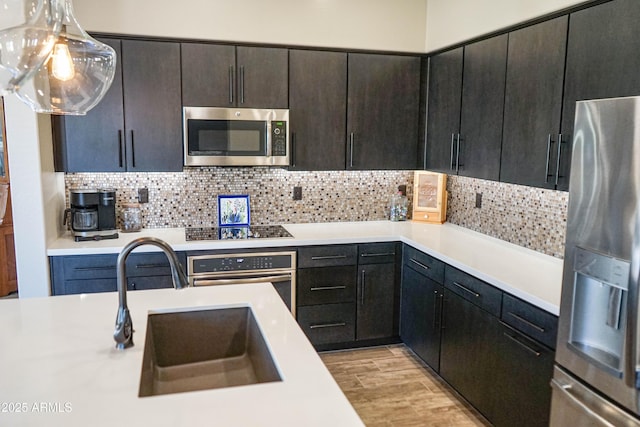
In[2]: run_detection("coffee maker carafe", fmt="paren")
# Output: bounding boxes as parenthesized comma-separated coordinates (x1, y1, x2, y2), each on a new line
(64, 189, 119, 242)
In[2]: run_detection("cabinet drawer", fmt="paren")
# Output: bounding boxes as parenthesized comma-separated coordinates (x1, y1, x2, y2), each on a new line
(126, 252, 187, 277)
(297, 266, 356, 306)
(297, 303, 356, 345)
(358, 242, 398, 265)
(128, 275, 175, 291)
(502, 293, 558, 349)
(444, 266, 502, 317)
(58, 252, 187, 281)
(298, 245, 357, 268)
(403, 245, 445, 284)
(60, 255, 118, 280)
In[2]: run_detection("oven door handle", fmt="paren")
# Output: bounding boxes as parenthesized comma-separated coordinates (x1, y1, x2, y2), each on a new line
(193, 274, 292, 287)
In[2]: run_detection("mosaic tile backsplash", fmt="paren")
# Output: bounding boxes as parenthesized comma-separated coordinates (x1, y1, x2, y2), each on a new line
(64, 169, 569, 258)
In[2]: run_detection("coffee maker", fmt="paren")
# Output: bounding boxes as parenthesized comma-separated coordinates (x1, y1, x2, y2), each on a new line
(64, 189, 119, 242)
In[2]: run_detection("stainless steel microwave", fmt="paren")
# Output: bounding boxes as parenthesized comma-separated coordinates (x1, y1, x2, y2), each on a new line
(183, 107, 290, 167)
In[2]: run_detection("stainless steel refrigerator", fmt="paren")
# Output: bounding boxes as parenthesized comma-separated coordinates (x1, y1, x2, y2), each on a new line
(551, 96, 640, 426)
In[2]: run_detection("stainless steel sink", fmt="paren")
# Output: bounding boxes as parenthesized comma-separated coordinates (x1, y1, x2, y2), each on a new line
(139, 306, 282, 397)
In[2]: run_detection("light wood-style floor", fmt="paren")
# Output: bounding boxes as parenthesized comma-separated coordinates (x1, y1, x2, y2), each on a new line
(320, 344, 491, 427)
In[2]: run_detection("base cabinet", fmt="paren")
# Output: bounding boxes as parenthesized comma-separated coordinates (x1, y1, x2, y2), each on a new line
(492, 322, 555, 427)
(400, 244, 557, 427)
(296, 243, 400, 348)
(357, 243, 400, 341)
(400, 247, 445, 370)
(440, 289, 503, 421)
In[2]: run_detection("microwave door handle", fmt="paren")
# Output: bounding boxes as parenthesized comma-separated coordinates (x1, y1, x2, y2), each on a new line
(266, 121, 272, 159)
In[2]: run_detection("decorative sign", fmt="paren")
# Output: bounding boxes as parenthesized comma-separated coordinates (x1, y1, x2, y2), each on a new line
(218, 195, 250, 227)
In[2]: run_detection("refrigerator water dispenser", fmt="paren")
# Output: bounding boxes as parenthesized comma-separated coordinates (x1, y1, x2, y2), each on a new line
(569, 247, 630, 376)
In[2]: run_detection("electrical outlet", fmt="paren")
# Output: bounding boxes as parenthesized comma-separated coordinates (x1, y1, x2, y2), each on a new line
(293, 186, 302, 201)
(138, 188, 149, 204)
(475, 192, 482, 208)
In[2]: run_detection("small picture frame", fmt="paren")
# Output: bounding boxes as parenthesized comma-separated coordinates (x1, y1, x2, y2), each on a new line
(412, 171, 447, 224)
(218, 195, 250, 227)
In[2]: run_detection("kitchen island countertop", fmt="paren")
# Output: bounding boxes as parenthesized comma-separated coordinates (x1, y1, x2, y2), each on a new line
(48, 221, 564, 315)
(0, 284, 364, 427)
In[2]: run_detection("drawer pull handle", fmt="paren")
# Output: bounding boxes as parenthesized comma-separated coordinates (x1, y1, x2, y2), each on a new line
(135, 263, 168, 269)
(508, 312, 546, 333)
(410, 258, 431, 271)
(75, 266, 115, 271)
(503, 332, 541, 357)
(361, 252, 395, 258)
(310, 255, 348, 261)
(309, 322, 347, 330)
(310, 285, 347, 291)
(452, 281, 480, 298)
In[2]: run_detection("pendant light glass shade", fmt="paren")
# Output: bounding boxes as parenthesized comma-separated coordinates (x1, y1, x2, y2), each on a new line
(15, 0, 116, 115)
(0, 0, 63, 93)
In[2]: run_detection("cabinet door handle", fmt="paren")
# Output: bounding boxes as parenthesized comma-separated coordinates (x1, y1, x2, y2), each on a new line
(118, 130, 124, 168)
(451, 281, 480, 298)
(507, 312, 545, 333)
(554, 133, 565, 187)
(310, 285, 346, 292)
(130, 130, 136, 168)
(349, 132, 355, 168)
(503, 332, 541, 357)
(309, 322, 346, 329)
(228, 65, 234, 104)
(455, 133, 462, 173)
(544, 134, 554, 183)
(360, 252, 395, 258)
(409, 258, 430, 271)
(310, 255, 347, 261)
(450, 133, 456, 171)
(360, 269, 366, 305)
(239, 65, 245, 104)
(433, 290, 440, 328)
(291, 132, 296, 168)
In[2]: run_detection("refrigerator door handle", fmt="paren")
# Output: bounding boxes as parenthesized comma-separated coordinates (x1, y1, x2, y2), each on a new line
(627, 209, 640, 389)
(551, 379, 617, 427)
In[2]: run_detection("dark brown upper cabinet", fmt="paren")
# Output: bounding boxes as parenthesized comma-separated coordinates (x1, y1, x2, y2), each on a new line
(289, 50, 347, 170)
(346, 53, 421, 170)
(458, 34, 508, 181)
(181, 43, 288, 109)
(425, 47, 463, 174)
(53, 39, 183, 172)
(560, 0, 640, 191)
(500, 16, 568, 189)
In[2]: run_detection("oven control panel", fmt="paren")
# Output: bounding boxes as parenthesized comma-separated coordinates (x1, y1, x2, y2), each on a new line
(191, 253, 294, 274)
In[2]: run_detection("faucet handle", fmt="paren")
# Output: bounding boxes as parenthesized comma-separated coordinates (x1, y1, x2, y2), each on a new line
(114, 306, 134, 349)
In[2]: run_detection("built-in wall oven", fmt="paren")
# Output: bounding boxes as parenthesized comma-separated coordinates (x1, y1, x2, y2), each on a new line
(187, 251, 296, 317)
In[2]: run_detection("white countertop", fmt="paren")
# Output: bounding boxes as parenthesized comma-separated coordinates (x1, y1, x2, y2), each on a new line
(0, 284, 364, 427)
(48, 221, 564, 315)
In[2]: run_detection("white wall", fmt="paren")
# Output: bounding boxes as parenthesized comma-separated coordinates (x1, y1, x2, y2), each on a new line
(425, 0, 591, 52)
(73, 0, 428, 53)
(4, 97, 65, 298)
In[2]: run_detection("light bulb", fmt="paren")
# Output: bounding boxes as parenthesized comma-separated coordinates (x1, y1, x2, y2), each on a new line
(50, 42, 74, 81)
(15, 0, 116, 115)
(0, 0, 63, 93)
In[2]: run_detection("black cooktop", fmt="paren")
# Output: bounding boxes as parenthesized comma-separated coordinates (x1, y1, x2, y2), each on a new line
(185, 225, 293, 241)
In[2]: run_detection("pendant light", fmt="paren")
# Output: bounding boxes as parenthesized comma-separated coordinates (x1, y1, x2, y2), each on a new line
(0, 0, 63, 93)
(15, 0, 116, 115)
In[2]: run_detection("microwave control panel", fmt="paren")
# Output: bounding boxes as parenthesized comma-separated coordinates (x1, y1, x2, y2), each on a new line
(271, 121, 287, 156)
